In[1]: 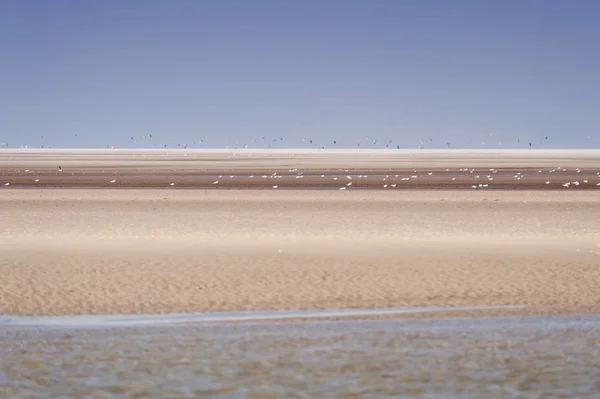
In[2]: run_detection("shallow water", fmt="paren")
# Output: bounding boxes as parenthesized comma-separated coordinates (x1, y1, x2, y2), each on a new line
(2, 315, 600, 398)
(0, 305, 518, 328)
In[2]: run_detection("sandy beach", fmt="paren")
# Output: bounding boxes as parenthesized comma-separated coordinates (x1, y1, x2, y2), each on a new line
(1, 150, 600, 317)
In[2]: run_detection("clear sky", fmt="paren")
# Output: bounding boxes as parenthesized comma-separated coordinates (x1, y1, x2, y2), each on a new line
(1, 0, 599, 149)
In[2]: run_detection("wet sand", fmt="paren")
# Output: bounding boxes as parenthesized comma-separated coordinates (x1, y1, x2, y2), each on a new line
(2, 148, 600, 189)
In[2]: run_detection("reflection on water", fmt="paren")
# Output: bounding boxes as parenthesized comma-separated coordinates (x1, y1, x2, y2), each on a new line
(2, 315, 600, 398)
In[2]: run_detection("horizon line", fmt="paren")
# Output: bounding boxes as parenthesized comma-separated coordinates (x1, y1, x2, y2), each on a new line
(1, 147, 599, 153)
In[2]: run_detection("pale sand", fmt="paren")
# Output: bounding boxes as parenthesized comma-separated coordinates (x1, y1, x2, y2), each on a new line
(1, 188, 600, 316)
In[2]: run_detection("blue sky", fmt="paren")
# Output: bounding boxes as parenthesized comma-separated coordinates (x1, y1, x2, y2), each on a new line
(1, 0, 599, 149)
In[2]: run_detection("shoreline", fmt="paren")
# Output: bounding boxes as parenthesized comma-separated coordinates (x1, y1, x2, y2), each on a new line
(0, 305, 523, 328)
(5, 304, 600, 328)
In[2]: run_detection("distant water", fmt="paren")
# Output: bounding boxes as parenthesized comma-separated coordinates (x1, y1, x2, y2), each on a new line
(2, 314, 600, 398)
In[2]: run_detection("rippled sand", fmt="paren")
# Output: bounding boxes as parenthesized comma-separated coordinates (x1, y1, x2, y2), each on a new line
(1, 189, 600, 316)
(2, 315, 600, 398)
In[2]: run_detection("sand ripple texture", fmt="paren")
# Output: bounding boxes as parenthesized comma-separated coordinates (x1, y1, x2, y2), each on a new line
(1, 189, 600, 316)
(1, 315, 600, 398)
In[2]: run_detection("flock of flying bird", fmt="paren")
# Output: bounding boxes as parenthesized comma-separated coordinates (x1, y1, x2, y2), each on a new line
(1, 132, 599, 189)
(1, 132, 580, 150)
